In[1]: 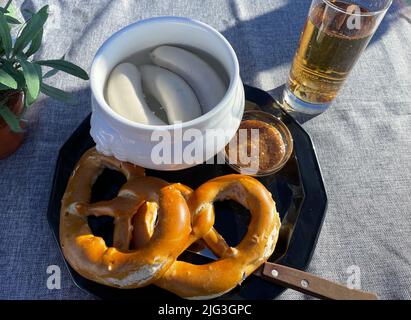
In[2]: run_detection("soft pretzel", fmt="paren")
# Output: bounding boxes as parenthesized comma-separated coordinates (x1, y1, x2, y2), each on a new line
(60, 148, 193, 288)
(61, 149, 280, 298)
(155, 175, 281, 299)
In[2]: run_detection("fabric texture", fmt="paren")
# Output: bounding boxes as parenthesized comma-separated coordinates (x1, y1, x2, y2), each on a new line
(0, 0, 410, 300)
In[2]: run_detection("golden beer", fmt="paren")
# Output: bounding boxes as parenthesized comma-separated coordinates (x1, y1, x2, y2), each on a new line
(284, 0, 391, 113)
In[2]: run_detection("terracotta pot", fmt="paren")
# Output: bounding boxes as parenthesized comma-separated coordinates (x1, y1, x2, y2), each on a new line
(0, 91, 25, 159)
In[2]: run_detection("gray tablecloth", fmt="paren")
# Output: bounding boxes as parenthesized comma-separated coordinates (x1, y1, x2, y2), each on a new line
(0, 0, 410, 300)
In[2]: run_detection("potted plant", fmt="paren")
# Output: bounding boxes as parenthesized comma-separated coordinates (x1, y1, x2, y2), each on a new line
(0, 1, 88, 159)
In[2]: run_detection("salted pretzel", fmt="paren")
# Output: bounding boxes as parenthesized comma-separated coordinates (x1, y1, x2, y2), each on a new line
(154, 175, 281, 299)
(60, 148, 193, 288)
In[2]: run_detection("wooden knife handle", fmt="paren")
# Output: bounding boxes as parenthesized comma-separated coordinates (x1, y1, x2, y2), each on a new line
(262, 263, 378, 300)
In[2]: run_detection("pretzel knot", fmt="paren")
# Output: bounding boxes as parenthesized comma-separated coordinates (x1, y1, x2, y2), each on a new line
(155, 175, 281, 299)
(60, 148, 192, 288)
(60, 149, 281, 299)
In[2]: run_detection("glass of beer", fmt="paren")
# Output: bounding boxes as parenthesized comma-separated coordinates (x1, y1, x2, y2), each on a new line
(283, 0, 392, 114)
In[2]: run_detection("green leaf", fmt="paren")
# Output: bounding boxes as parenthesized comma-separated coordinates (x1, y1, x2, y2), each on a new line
(19, 59, 41, 105)
(42, 54, 66, 79)
(4, 0, 13, 11)
(43, 67, 59, 79)
(0, 12, 12, 56)
(40, 83, 77, 104)
(0, 83, 12, 90)
(0, 69, 17, 89)
(0, 105, 23, 132)
(5, 15, 21, 24)
(4, 2, 21, 24)
(13, 5, 48, 56)
(1, 61, 25, 89)
(25, 27, 43, 57)
(35, 59, 89, 80)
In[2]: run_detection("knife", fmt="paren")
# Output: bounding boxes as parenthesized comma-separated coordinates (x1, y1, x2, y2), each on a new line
(189, 249, 378, 300)
(253, 262, 378, 300)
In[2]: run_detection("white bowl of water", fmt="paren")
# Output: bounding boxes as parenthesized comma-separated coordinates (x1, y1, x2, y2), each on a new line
(90, 16, 244, 170)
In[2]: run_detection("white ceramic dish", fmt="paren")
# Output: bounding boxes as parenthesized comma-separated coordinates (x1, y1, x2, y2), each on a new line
(90, 16, 245, 170)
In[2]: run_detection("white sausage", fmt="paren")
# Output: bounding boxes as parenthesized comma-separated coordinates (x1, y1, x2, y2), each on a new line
(150, 46, 227, 114)
(106, 63, 165, 125)
(139, 65, 202, 124)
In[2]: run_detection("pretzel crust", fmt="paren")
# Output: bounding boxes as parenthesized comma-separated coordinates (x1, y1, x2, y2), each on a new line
(60, 148, 192, 288)
(155, 175, 281, 299)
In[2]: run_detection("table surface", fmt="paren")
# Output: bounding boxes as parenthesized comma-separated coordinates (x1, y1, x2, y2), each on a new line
(1, 0, 410, 300)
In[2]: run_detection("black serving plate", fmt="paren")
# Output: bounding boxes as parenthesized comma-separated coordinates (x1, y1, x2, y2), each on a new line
(47, 85, 327, 300)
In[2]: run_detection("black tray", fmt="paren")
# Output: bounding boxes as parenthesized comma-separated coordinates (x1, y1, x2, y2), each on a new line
(47, 85, 327, 300)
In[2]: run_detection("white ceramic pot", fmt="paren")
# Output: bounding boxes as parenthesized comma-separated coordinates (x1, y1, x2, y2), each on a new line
(90, 16, 244, 170)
